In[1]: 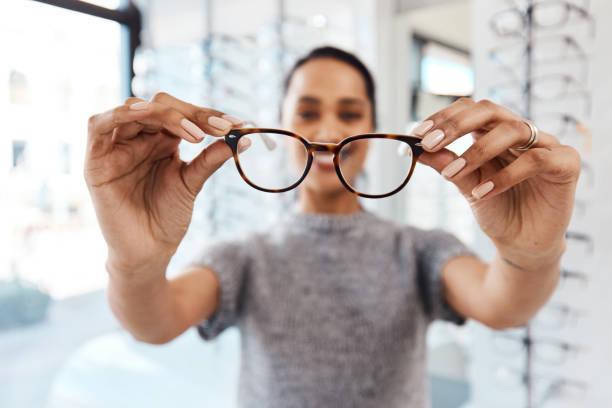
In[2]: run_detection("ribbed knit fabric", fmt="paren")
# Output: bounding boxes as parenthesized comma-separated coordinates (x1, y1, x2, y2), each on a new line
(194, 209, 474, 408)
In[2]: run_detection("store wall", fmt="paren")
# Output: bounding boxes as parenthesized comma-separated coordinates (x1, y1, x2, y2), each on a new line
(468, 0, 610, 406)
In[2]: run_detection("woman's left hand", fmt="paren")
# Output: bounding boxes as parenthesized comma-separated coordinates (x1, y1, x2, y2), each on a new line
(416, 98, 581, 267)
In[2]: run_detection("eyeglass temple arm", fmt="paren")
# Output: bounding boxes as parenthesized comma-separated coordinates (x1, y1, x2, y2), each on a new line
(238, 120, 277, 151)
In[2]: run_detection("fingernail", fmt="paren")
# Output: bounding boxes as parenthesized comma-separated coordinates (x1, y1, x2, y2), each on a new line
(208, 116, 232, 131)
(441, 158, 466, 178)
(422, 129, 445, 150)
(238, 137, 251, 153)
(222, 115, 243, 126)
(129, 101, 149, 110)
(413, 120, 434, 136)
(180, 118, 205, 141)
(472, 181, 494, 199)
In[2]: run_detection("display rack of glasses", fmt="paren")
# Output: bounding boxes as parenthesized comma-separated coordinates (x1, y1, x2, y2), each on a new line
(468, 1, 597, 407)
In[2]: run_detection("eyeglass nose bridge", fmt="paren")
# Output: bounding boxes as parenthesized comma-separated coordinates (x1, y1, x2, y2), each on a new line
(309, 142, 340, 153)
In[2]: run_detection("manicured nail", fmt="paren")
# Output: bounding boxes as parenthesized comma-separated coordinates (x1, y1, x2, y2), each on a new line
(422, 129, 445, 150)
(441, 158, 466, 178)
(238, 137, 251, 152)
(129, 101, 149, 110)
(472, 181, 494, 199)
(413, 120, 434, 136)
(180, 118, 205, 141)
(208, 116, 232, 131)
(222, 115, 243, 126)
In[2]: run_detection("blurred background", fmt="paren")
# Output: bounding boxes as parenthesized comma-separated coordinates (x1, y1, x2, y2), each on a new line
(1, 0, 610, 407)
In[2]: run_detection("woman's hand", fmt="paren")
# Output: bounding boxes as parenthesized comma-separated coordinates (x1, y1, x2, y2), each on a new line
(84, 92, 245, 281)
(416, 98, 581, 268)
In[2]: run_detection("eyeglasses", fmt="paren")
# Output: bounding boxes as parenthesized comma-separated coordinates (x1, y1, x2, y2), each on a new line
(559, 267, 588, 289)
(488, 34, 589, 82)
(489, 73, 592, 116)
(565, 230, 594, 254)
(532, 302, 587, 330)
(489, 34, 587, 67)
(494, 364, 588, 407)
(224, 128, 424, 198)
(490, 1, 595, 38)
(532, 112, 590, 149)
(493, 333, 583, 365)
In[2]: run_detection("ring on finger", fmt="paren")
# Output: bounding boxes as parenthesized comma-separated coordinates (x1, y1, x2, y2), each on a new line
(515, 120, 539, 151)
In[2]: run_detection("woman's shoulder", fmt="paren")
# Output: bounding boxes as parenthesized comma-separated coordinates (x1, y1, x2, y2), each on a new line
(377, 217, 467, 252)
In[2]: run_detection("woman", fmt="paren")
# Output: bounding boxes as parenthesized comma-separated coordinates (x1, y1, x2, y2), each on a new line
(84, 47, 580, 407)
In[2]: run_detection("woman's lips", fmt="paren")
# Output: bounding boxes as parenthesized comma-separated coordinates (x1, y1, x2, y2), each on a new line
(312, 149, 353, 172)
(313, 153, 335, 171)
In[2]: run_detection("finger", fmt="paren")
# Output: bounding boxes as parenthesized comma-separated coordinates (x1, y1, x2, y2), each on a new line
(128, 101, 209, 143)
(417, 147, 483, 196)
(88, 102, 208, 159)
(114, 98, 147, 140)
(412, 97, 476, 137)
(150, 92, 240, 137)
(125, 96, 145, 105)
(439, 121, 535, 181)
(182, 137, 251, 194)
(88, 103, 153, 136)
(87, 104, 156, 156)
(471, 129, 519, 163)
(420, 99, 512, 151)
(470, 146, 581, 201)
(112, 122, 144, 142)
(419, 99, 561, 153)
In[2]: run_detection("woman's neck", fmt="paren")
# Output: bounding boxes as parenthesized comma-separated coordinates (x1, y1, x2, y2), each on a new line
(296, 186, 362, 215)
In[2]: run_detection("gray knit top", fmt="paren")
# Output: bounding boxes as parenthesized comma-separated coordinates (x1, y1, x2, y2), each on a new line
(194, 209, 474, 408)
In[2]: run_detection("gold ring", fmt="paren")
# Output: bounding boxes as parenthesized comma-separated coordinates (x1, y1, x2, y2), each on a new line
(515, 120, 539, 151)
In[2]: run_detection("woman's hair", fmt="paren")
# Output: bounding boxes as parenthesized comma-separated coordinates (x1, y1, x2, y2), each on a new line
(281, 46, 377, 129)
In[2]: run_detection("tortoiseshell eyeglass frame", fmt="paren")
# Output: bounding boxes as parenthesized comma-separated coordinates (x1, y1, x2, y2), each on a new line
(224, 128, 425, 199)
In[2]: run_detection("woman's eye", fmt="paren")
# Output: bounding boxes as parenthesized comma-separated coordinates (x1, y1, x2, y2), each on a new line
(339, 112, 363, 122)
(297, 111, 319, 120)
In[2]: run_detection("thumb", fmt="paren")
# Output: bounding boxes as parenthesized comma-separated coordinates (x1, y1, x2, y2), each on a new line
(183, 139, 233, 194)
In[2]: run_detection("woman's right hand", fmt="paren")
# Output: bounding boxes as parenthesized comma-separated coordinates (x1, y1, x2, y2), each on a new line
(84, 92, 247, 282)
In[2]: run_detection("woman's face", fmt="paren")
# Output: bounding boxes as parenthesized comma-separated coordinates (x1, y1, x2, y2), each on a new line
(281, 58, 374, 196)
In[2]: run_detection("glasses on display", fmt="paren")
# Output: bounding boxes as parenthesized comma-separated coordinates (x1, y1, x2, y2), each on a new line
(489, 74, 592, 116)
(489, 34, 589, 83)
(490, 34, 587, 66)
(493, 333, 583, 365)
(532, 112, 591, 151)
(573, 199, 587, 216)
(491, 1, 595, 37)
(578, 160, 595, 189)
(565, 230, 594, 254)
(532, 302, 587, 330)
(485, 2, 596, 407)
(224, 128, 424, 198)
(494, 364, 587, 407)
(559, 267, 588, 289)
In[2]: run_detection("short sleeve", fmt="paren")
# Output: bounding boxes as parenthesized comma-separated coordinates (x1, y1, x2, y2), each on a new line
(191, 238, 250, 341)
(412, 228, 476, 325)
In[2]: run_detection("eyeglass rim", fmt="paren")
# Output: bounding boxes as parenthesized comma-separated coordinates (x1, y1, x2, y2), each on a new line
(224, 128, 424, 199)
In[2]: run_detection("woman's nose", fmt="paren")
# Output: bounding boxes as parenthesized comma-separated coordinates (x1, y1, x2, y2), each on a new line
(312, 122, 344, 144)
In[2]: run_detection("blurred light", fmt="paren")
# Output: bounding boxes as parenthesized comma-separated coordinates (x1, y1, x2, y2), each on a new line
(421, 56, 474, 96)
(420, 41, 474, 96)
(309, 14, 328, 29)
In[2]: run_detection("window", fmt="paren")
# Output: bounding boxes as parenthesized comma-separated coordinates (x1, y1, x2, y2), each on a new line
(0, 2, 138, 407)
